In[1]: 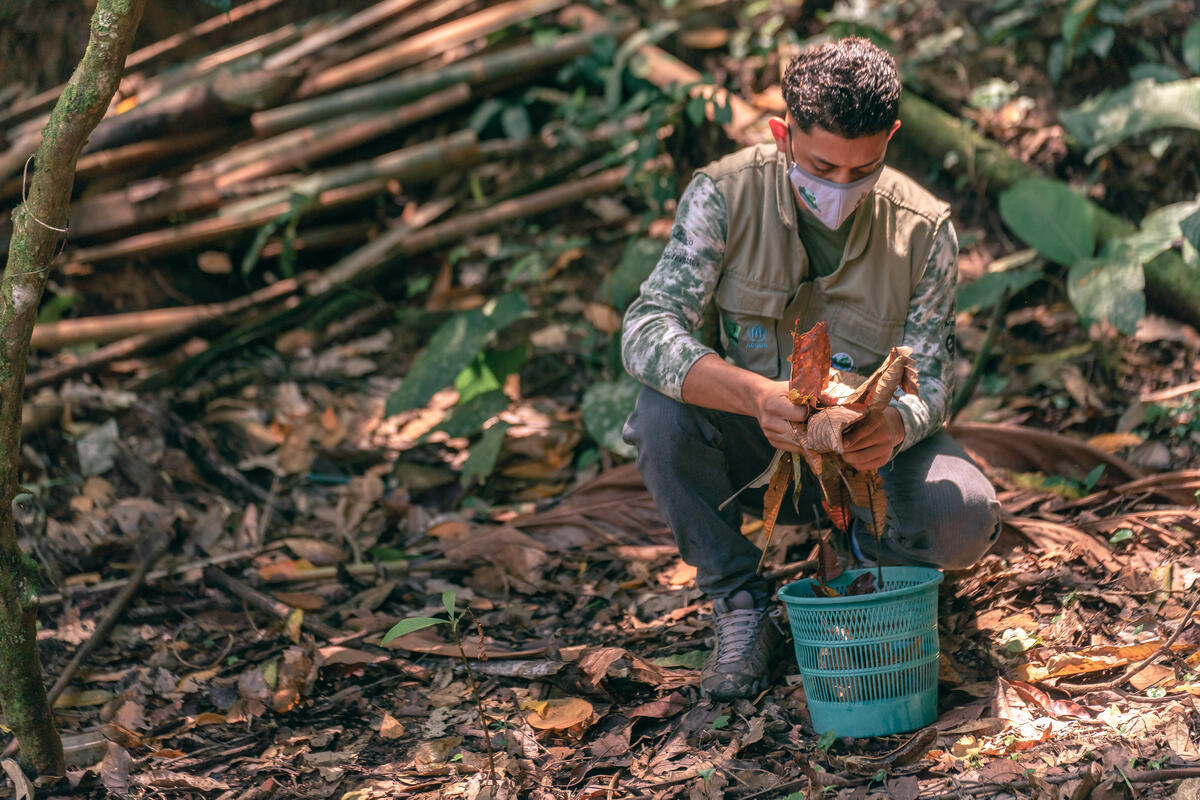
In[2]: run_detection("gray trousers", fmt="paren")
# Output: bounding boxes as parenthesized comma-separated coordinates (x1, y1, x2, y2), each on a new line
(622, 387, 1001, 602)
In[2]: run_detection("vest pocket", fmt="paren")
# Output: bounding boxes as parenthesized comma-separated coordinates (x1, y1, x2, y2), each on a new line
(829, 306, 906, 376)
(715, 275, 789, 379)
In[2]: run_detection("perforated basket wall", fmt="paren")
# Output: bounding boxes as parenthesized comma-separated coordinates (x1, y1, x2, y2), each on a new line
(778, 567, 943, 738)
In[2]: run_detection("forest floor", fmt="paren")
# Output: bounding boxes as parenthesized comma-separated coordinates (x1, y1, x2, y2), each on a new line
(6, 0, 1200, 798)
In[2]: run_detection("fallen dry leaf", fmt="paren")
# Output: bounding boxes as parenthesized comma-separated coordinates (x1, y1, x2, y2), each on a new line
(520, 697, 595, 731)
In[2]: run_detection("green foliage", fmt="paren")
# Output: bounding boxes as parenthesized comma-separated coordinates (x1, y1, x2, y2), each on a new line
(1067, 243, 1145, 334)
(380, 616, 445, 644)
(385, 293, 529, 416)
(460, 421, 510, 489)
(1185, 21, 1200, 74)
(999, 179, 1094, 266)
(957, 268, 1042, 314)
(36, 290, 80, 325)
(1108, 528, 1134, 545)
(712, 714, 731, 729)
(242, 192, 310, 277)
(581, 373, 641, 457)
(436, 391, 511, 439)
(999, 181, 1197, 335)
(1059, 78, 1200, 162)
(455, 347, 527, 405)
(816, 729, 837, 752)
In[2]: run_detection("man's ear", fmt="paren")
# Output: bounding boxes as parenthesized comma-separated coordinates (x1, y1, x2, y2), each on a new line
(767, 116, 789, 151)
(886, 119, 901, 141)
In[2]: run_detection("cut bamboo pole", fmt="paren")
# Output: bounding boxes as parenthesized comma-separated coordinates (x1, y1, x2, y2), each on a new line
(388, 165, 628, 262)
(67, 130, 479, 263)
(66, 178, 387, 264)
(211, 82, 472, 187)
(560, 5, 764, 145)
(260, 220, 376, 259)
(118, 17, 317, 110)
(295, 0, 569, 98)
(262, 0, 426, 70)
(305, 198, 455, 294)
(217, 128, 480, 217)
(29, 276, 304, 350)
(253, 25, 628, 135)
(337, 0, 479, 62)
(0, 130, 224, 201)
(0, 0, 293, 130)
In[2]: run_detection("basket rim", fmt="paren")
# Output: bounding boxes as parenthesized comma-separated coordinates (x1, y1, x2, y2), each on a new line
(777, 566, 944, 608)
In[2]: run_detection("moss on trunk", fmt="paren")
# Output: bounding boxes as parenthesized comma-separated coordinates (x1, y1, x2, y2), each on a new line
(0, 0, 147, 777)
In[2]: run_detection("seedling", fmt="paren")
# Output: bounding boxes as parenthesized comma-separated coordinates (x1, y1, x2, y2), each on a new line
(382, 590, 497, 785)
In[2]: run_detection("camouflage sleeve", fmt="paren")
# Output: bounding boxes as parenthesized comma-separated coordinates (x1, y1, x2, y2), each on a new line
(891, 220, 958, 451)
(621, 174, 727, 400)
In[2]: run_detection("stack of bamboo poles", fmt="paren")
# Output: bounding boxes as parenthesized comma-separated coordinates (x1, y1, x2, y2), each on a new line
(7, 0, 755, 390)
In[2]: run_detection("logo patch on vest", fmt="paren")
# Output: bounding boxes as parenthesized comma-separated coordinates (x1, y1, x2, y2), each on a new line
(831, 352, 854, 371)
(745, 324, 769, 349)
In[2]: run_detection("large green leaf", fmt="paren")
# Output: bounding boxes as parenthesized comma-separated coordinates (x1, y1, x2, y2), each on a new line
(1067, 242, 1145, 335)
(1121, 200, 1200, 263)
(582, 374, 642, 458)
(460, 421, 510, 489)
(437, 390, 510, 439)
(1181, 208, 1200, 252)
(385, 293, 529, 416)
(1183, 21, 1200, 75)
(1059, 78, 1200, 162)
(957, 267, 1042, 314)
(998, 179, 1094, 266)
(381, 616, 445, 644)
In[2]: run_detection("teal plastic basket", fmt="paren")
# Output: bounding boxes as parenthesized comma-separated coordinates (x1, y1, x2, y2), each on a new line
(778, 567, 943, 739)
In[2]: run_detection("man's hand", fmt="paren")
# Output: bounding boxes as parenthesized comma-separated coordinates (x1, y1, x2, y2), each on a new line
(841, 406, 905, 470)
(753, 380, 810, 453)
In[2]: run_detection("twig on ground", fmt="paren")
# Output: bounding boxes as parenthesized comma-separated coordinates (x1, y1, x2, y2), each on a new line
(950, 287, 1010, 420)
(46, 529, 173, 706)
(1059, 590, 1200, 693)
(203, 566, 345, 640)
(39, 545, 273, 606)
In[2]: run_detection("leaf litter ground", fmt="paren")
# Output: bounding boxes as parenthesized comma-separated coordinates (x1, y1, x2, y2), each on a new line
(23, 316, 1200, 798)
(11, 1, 1200, 797)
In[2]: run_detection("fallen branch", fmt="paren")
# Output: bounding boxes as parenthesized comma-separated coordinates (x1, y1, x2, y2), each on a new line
(950, 287, 1011, 419)
(46, 529, 173, 706)
(38, 546, 271, 608)
(203, 566, 344, 640)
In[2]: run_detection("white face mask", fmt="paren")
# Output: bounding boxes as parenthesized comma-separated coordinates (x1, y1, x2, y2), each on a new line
(785, 129, 883, 230)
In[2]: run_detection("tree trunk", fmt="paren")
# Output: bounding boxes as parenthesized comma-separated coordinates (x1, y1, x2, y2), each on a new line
(0, 0, 147, 777)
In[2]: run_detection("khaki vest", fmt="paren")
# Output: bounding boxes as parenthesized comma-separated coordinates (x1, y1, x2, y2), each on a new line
(697, 143, 950, 379)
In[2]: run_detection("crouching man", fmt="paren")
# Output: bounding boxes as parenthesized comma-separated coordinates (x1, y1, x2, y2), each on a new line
(620, 37, 1001, 700)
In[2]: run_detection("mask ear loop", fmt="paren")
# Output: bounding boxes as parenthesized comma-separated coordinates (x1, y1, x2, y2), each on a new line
(7, 154, 71, 276)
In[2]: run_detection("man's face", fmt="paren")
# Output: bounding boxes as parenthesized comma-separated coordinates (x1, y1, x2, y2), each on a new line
(768, 115, 900, 184)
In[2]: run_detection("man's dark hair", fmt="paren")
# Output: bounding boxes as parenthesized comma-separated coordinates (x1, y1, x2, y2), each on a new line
(781, 37, 900, 138)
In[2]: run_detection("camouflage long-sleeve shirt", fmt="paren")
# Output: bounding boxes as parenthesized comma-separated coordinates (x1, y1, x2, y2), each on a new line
(621, 172, 958, 452)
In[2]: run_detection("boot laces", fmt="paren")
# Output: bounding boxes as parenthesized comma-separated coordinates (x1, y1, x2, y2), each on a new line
(713, 608, 764, 667)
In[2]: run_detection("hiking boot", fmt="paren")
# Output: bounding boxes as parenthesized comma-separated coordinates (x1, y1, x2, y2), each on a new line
(700, 590, 783, 700)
